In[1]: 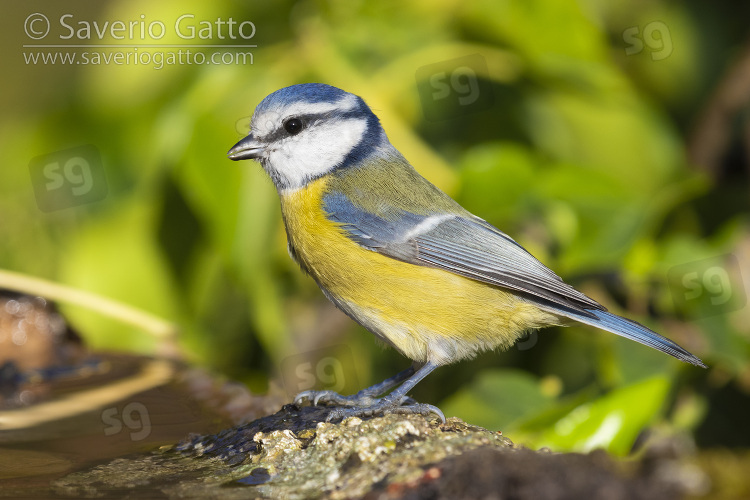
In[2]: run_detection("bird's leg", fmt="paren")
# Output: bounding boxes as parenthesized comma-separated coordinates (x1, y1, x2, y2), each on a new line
(294, 364, 416, 407)
(298, 361, 445, 423)
(327, 361, 444, 422)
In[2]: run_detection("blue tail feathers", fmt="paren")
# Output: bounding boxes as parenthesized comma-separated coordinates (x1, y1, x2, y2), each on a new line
(563, 309, 706, 368)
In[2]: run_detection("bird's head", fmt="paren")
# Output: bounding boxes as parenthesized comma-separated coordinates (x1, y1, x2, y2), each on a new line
(228, 83, 389, 192)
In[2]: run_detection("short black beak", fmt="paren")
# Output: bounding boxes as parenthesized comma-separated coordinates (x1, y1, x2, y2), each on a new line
(228, 133, 264, 160)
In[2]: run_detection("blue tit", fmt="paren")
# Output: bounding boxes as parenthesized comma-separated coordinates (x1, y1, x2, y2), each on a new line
(228, 83, 706, 422)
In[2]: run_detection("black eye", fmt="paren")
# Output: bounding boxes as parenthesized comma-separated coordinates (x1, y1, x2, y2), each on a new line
(283, 118, 303, 135)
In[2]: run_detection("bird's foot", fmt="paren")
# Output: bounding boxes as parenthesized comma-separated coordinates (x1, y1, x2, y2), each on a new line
(295, 389, 444, 423)
(325, 395, 445, 423)
(294, 363, 444, 422)
(295, 388, 417, 407)
(294, 365, 418, 408)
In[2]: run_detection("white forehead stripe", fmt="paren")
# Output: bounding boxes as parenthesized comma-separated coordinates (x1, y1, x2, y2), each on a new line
(282, 93, 359, 116)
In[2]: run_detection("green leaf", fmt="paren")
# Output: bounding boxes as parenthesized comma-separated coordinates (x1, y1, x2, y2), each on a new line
(521, 376, 671, 455)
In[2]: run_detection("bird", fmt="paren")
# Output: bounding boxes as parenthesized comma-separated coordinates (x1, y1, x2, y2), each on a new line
(227, 83, 706, 422)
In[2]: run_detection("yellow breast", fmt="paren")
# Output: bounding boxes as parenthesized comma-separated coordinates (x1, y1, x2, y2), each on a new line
(279, 177, 561, 365)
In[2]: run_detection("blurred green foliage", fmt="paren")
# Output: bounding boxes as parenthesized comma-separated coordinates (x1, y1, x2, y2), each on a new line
(2, 0, 749, 456)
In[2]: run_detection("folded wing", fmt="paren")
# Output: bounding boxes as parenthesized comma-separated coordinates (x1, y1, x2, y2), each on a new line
(323, 191, 603, 316)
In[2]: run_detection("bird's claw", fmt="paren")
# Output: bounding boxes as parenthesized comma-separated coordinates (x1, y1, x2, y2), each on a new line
(294, 389, 444, 423)
(325, 400, 445, 423)
(295, 388, 405, 407)
(294, 389, 375, 407)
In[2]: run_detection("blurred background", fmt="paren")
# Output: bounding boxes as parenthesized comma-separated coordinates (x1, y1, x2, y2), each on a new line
(1, 0, 749, 478)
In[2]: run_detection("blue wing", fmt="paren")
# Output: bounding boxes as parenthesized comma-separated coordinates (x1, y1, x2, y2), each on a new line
(323, 190, 706, 368)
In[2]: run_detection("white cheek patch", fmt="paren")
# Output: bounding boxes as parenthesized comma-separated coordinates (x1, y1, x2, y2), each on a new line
(270, 117, 368, 192)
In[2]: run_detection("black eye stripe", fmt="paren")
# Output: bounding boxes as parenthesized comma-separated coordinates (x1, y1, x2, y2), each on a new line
(260, 110, 369, 143)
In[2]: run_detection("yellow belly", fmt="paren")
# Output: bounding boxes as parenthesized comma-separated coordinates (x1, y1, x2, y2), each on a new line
(279, 177, 561, 365)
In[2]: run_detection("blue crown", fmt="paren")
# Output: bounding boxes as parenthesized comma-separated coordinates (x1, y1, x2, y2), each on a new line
(256, 83, 357, 113)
